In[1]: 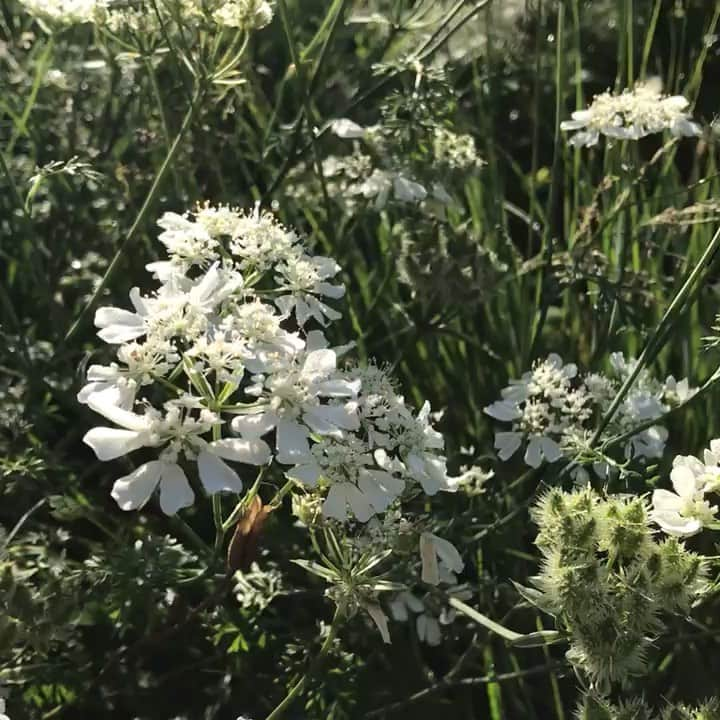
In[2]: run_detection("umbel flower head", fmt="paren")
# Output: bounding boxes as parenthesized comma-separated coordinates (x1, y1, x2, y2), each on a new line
(80, 203, 460, 520)
(561, 78, 701, 147)
(19, 0, 274, 34)
(484, 352, 694, 475)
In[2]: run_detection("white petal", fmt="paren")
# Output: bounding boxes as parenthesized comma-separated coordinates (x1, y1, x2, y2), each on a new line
(652, 511, 700, 537)
(304, 403, 360, 434)
(322, 484, 348, 521)
(420, 533, 440, 585)
(393, 175, 427, 202)
(158, 463, 195, 515)
(198, 450, 243, 494)
(231, 411, 278, 438)
(389, 597, 409, 622)
(275, 419, 310, 464)
(305, 330, 328, 351)
(431, 534, 464, 573)
(651, 489, 683, 513)
(83, 427, 146, 461)
(418, 454, 451, 495)
(111, 460, 162, 510)
(417, 614, 441, 646)
(365, 603, 392, 644)
(314, 378, 361, 397)
(87, 394, 149, 431)
(302, 349, 337, 377)
(331, 118, 365, 138)
(484, 400, 521, 422)
(357, 473, 392, 513)
(524, 437, 544, 468)
(670, 465, 698, 498)
(344, 483, 375, 522)
(495, 432, 522, 460)
(286, 462, 323, 487)
(540, 437, 563, 463)
(210, 437, 272, 465)
(95, 307, 145, 344)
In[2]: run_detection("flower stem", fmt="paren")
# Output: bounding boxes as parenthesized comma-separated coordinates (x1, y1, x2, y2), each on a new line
(63, 84, 204, 345)
(221, 468, 266, 533)
(268, 478, 296, 509)
(264, 601, 346, 720)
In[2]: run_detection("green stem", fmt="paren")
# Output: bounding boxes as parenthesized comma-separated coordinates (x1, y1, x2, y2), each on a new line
(264, 601, 346, 720)
(221, 468, 266, 532)
(63, 85, 203, 345)
(0, 147, 33, 225)
(269, 478, 296, 509)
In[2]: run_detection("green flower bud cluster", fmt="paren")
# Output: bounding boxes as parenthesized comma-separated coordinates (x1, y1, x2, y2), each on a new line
(530, 487, 707, 692)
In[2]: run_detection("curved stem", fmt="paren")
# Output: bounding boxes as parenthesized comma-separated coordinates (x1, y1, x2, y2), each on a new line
(63, 84, 204, 345)
(265, 601, 346, 720)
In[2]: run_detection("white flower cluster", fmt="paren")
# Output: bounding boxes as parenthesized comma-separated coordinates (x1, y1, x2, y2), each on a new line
(80, 204, 458, 521)
(322, 118, 480, 210)
(432, 127, 484, 171)
(561, 79, 701, 147)
(485, 353, 694, 472)
(19, 0, 105, 25)
(20, 0, 273, 32)
(652, 440, 720, 537)
(383, 532, 468, 646)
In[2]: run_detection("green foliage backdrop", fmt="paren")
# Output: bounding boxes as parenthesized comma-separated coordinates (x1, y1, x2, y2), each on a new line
(3, 1, 720, 718)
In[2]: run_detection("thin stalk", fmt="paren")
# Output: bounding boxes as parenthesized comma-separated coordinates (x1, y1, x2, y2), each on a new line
(221, 468, 266, 532)
(639, 0, 662, 80)
(527, 2, 564, 363)
(63, 85, 203, 345)
(6, 37, 54, 155)
(276, 0, 332, 216)
(0, 148, 32, 225)
(264, 601, 346, 720)
(212, 421, 225, 552)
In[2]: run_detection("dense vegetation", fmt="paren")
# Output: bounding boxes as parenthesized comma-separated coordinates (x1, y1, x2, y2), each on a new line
(3, 1, 720, 718)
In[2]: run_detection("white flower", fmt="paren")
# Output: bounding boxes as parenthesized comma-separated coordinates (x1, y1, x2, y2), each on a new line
(287, 436, 404, 522)
(232, 349, 359, 463)
(19, 0, 105, 24)
(419, 532, 464, 585)
(156, 211, 219, 267)
(561, 80, 701, 147)
(95, 263, 241, 344)
(83, 395, 271, 515)
(651, 458, 718, 537)
(229, 207, 299, 270)
(78, 339, 178, 408)
(331, 118, 366, 139)
(213, 0, 273, 29)
(274, 253, 345, 326)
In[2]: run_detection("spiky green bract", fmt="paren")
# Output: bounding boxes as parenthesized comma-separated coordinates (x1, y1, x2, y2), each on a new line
(531, 488, 707, 692)
(576, 693, 720, 720)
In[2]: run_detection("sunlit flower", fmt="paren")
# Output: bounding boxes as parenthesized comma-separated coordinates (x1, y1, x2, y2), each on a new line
(651, 458, 719, 537)
(561, 79, 701, 147)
